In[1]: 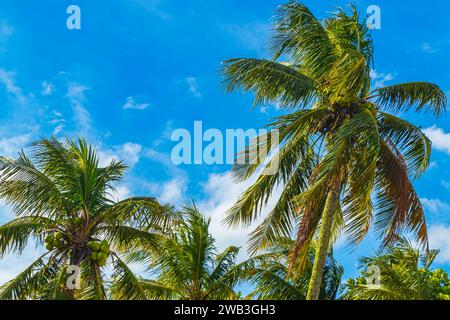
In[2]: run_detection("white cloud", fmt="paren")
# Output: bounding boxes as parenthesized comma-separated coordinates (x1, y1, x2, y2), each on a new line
(67, 83, 91, 134)
(185, 77, 202, 99)
(421, 198, 450, 214)
(152, 119, 174, 147)
(0, 69, 23, 96)
(423, 126, 450, 154)
(107, 185, 132, 203)
(145, 149, 189, 205)
(197, 171, 282, 254)
(429, 225, 450, 264)
(41, 81, 54, 96)
(149, 177, 188, 204)
(370, 69, 394, 88)
(0, 134, 32, 157)
(52, 123, 65, 136)
(98, 142, 143, 168)
(122, 96, 150, 111)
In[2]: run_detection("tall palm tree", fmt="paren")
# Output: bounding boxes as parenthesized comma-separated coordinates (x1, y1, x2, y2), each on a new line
(0, 138, 176, 300)
(344, 239, 450, 300)
(117, 204, 248, 300)
(222, 1, 446, 300)
(242, 238, 343, 300)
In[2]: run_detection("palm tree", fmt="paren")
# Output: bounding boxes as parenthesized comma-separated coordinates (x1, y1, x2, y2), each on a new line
(242, 238, 343, 300)
(117, 204, 248, 300)
(344, 239, 450, 300)
(0, 138, 176, 300)
(222, 1, 446, 300)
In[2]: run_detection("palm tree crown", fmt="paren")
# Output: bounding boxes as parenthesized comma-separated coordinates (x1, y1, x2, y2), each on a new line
(242, 238, 343, 300)
(344, 239, 450, 300)
(222, 1, 446, 299)
(122, 204, 248, 300)
(0, 138, 175, 300)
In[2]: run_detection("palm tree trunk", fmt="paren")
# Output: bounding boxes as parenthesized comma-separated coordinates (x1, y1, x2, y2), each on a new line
(306, 176, 341, 300)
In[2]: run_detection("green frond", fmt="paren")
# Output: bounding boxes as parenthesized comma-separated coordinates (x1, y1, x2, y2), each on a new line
(100, 197, 177, 230)
(222, 58, 317, 109)
(0, 153, 70, 218)
(272, 1, 335, 80)
(0, 216, 56, 257)
(370, 82, 447, 117)
(77, 259, 107, 300)
(110, 254, 148, 300)
(0, 252, 55, 300)
(99, 225, 162, 254)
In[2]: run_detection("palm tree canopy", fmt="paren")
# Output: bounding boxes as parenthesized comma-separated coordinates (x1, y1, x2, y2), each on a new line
(238, 238, 343, 300)
(222, 1, 446, 265)
(0, 138, 176, 300)
(344, 239, 450, 300)
(118, 204, 248, 300)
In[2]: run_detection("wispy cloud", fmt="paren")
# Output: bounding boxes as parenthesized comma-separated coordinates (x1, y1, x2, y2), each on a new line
(422, 42, 439, 54)
(0, 134, 32, 157)
(370, 69, 394, 88)
(145, 149, 189, 204)
(223, 22, 270, 55)
(122, 96, 150, 110)
(421, 198, 450, 214)
(197, 170, 282, 255)
(0, 69, 25, 100)
(67, 83, 91, 134)
(41, 81, 54, 96)
(132, 0, 171, 20)
(185, 77, 202, 99)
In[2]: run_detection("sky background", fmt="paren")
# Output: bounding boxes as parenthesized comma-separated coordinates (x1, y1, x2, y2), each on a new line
(1, 0, 450, 291)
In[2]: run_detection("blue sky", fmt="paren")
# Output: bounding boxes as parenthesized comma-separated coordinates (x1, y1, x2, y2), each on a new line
(1, 0, 450, 288)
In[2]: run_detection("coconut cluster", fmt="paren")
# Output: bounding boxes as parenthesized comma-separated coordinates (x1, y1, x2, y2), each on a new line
(45, 232, 65, 250)
(88, 240, 110, 267)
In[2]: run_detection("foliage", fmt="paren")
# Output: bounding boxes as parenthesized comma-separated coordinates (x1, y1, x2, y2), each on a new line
(242, 238, 343, 300)
(344, 239, 450, 300)
(221, 0, 446, 298)
(116, 204, 248, 300)
(0, 138, 176, 300)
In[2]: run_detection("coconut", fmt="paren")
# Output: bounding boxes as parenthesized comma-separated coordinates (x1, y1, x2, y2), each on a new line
(87, 241, 94, 249)
(54, 232, 63, 240)
(53, 240, 61, 247)
(97, 258, 107, 267)
(97, 252, 107, 261)
(100, 243, 110, 254)
(45, 243, 53, 251)
(92, 242, 101, 251)
(45, 235, 54, 243)
(90, 252, 98, 261)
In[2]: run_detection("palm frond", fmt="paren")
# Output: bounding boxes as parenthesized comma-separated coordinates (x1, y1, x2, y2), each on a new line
(370, 82, 447, 117)
(222, 58, 317, 109)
